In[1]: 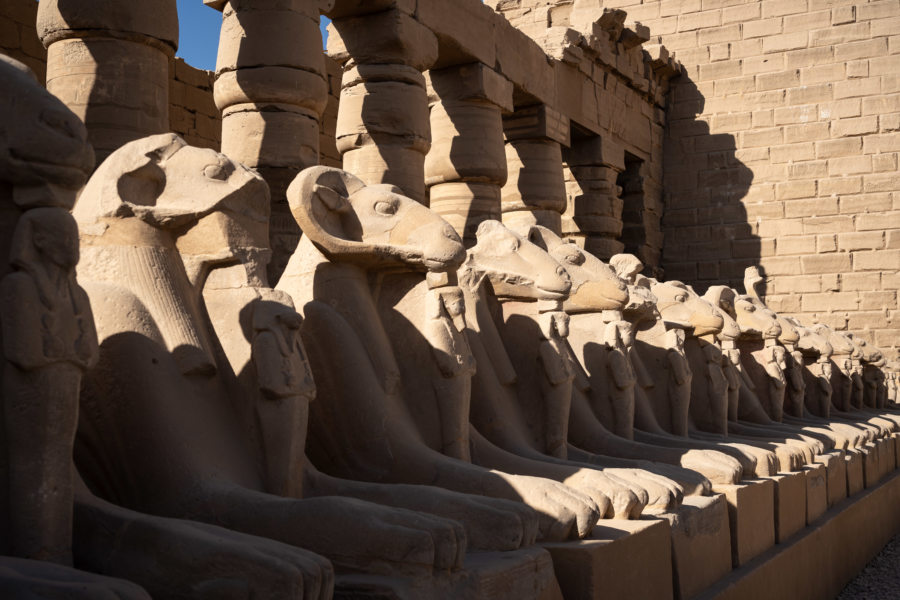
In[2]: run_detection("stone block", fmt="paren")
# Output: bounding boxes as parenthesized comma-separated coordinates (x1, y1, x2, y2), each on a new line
(427, 63, 514, 112)
(565, 137, 625, 170)
(815, 451, 848, 508)
(765, 472, 807, 543)
(894, 433, 900, 469)
(418, 0, 498, 69)
(541, 518, 673, 600)
(883, 434, 898, 476)
(697, 471, 900, 600)
(854, 249, 900, 272)
(863, 444, 881, 489)
(329, 9, 438, 70)
(713, 479, 776, 567)
(503, 105, 571, 146)
(799, 253, 852, 275)
(762, 32, 809, 54)
(804, 464, 828, 524)
(334, 547, 564, 600)
(658, 495, 732, 600)
(215, 9, 323, 74)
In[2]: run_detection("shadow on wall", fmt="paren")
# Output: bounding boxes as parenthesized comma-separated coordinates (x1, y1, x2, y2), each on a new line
(662, 73, 761, 296)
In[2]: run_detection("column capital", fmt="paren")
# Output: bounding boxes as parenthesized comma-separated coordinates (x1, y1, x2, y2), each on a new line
(37, 0, 178, 51)
(328, 8, 438, 71)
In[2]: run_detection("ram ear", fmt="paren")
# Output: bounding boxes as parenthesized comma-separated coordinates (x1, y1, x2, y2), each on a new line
(474, 219, 505, 240)
(116, 160, 166, 209)
(287, 166, 380, 262)
(313, 183, 350, 214)
(526, 225, 560, 252)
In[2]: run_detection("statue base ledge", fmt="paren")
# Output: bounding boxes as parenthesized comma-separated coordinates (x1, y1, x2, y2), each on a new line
(333, 547, 562, 600)
(541, 517, 674, 600)
(697, 468, 900, 600)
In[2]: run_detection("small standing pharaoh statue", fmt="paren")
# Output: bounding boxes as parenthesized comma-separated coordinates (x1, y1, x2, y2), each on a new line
(249, 292, 316, 498)
(665, 328, 691, 437)
(604, 320, 637, 440)
(423, 272, 477, 462)
(1, 208, 98, 564)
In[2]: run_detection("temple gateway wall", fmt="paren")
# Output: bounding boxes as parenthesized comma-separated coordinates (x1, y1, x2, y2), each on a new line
(3, 0, 897, 359)
(607, 0, 899, 358)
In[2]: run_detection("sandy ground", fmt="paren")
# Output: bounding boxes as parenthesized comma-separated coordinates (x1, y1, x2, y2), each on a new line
(838, 534, 900, 599)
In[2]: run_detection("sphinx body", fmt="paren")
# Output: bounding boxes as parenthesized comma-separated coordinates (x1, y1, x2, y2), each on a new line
(276, 166, 603, 542)
(0, 57, 337, 599)
(72, 135, 483, 584)
(595, 264, 779, 478)
(451, 221, 697, 516)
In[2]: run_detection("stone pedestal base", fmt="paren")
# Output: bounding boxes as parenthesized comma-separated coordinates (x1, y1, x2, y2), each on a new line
(713, 479, 775, 567)
(863, 442, 880, 487)
(883, 434, 897, 476)
(541, 518, 673, 600)
(334, 547, 563, 600)
(698, 470, 900, 600)
(886, 435, 898, 472)
(846, 450, 865, 496)
(814, 451, 847, 507)
(803, 464, 828, 524)
(660, 495, 732, 600)
(764, 472, 806, 543)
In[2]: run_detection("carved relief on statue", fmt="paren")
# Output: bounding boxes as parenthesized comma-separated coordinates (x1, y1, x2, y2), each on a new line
(248, 291, 316, 498)
(2, 206, 98, 566)
(603, 320, 637, 440)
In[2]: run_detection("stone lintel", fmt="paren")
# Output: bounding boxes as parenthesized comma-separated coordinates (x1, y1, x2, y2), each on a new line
(504, 105, 571, 147)
(326, 0, 414, 19)
(565, 136, 626, 171)
(427, 63, 515, 113)
(327, 7, 438, 71)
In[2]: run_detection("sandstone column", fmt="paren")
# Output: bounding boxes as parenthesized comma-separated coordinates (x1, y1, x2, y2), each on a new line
(36, 0, 178, 165)
(501, 105, 570, 236)
(562, 136, 626, 260)
(425, 63, 513, 246)
(207, 0, 329, 279)
(329, 7, 438, 202)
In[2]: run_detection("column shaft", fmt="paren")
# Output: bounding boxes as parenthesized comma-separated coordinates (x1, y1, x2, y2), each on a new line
(425, 63, 513, 245)
(37, 0, 178, 165)
(329, 8, 438, 203)
(209, 0, 328, 278)
(562, 136, 626, 260)
(500, 105, 570, 236)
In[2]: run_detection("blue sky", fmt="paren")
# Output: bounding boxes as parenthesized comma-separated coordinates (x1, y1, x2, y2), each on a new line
(175, 0, 330, 71)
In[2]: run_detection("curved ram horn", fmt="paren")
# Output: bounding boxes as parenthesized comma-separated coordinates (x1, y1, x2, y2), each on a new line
(286, 166, 383, 263)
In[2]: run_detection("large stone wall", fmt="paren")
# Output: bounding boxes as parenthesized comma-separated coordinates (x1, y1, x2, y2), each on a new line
(492, 2, 679, 269)
(4, 0, 896, 358)
(0, 0, 221, 151)
(614, 0, 900, 358)
(0, 0, 44, 82)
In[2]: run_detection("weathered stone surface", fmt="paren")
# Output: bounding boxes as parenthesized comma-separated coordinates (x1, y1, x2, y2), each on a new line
(714, 479, 776, 567)
(3, 0, 900, 598)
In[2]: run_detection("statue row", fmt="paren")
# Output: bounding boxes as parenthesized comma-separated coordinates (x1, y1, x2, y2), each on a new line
(1, 55, 898, 598)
